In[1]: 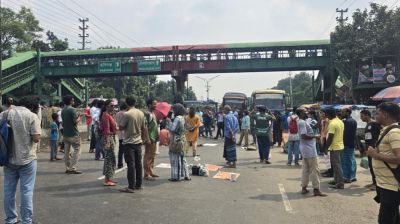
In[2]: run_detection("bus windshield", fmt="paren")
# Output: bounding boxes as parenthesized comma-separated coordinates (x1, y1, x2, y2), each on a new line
(254, 93, 285, 111)
(224, 99, 244, 109)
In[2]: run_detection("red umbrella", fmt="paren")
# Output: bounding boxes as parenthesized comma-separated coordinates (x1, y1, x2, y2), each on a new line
(154, 102, 171, 121)
(372, 86, 400, 101)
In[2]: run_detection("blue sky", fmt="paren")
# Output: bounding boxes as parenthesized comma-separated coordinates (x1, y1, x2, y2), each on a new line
(5, 0, 395, 101)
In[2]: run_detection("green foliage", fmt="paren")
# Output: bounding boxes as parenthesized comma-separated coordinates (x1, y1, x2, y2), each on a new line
(88, 76, 197, 107)
(1, 6, 42, 58)
(272, 72, 313, 107)
(32, 31, 69, 52)
(331, 3, 400, 63)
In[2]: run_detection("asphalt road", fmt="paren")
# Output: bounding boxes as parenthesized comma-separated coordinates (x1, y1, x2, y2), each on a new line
(0, 137, 379, 224)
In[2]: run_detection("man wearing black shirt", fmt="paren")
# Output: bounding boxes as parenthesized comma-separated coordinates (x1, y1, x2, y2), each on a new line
(341, 108, 358, 183)
(360, 109, 381, 190)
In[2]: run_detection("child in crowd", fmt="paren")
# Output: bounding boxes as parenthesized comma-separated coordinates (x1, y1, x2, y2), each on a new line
(50, 113, 62, 161)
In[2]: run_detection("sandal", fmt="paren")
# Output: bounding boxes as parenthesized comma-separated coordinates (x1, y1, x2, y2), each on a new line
(104, 181, 117, 186)
(119, 187, 135, 193)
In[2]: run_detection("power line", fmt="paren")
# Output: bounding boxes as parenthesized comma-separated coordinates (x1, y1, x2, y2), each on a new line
(5, 0, 78, 40)
(318, 0, 350, 38)
(53, 0, 131, 47)
(68, 0, 144, 46)
(389, 0, 400, 9)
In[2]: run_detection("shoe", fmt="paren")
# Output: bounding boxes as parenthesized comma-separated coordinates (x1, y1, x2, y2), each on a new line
(313, 189, 327, 197)
(260, 159, 265, 163)
(119, 187, 134, 193)
(322, 173, 333, 178)
(344, 179, 352, 184)
(117, 165, 123, 169)
(144, 176, 155, 181)
(104, 181, 117, 186)
(287, 163, 292, 166)
(135, 186, 143, 190)
(168, 178, 179, 182)
(329, 184, 344, 189)
(328, 181, 336, 185)
(55, 157, 62, 160)
(351, 178, 357, 182)
(184, 177, 191, 181)
(151, 174, 160, 178)
(89, 149, 94, 153)
(295, 163, 300, 166)
(301, 188, 310, 195)
(265, 160, 271, 164)
(110, 179, 118, 183)
(67, 170, 82, 174)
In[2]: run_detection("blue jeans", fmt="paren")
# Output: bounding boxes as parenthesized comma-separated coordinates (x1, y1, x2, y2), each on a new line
(4, 160, 37, 224)
(50, 140, 58, 160)
(341, 147, 357, 180)
(287, 140, 300, 164)
(95, 136, 104, 160)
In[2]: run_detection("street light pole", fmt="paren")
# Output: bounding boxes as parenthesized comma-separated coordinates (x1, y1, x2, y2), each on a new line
(194, 75, 220, 101)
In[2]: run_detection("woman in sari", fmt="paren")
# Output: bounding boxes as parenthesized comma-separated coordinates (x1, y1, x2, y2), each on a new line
(167, 104, 191, 181)
(100, 100, 117, 186)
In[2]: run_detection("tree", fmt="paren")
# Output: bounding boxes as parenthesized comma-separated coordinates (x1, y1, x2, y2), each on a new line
(0, 6, 42, 59)
(331, 3, 400, 63)
(32, 30, 68, 52)
(272, 72, 313, 107)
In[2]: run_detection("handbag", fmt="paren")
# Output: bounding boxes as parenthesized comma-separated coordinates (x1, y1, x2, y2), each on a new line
(169, 118, 185, 153)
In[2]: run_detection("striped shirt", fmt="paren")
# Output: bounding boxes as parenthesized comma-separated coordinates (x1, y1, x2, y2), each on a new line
(373, 124, 400, 192)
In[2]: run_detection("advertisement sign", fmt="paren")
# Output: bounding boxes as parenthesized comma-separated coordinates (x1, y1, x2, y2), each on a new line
(373, 68, 386, 84)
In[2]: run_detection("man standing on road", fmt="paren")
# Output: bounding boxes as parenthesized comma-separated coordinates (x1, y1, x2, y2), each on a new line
(341, 108, 358, 183)
(144, 99, 160, 181)
(1, 96, 41, 224)
(118, 96, 149, 193)
(366, 102, 400, 224)
(287, 108, 301, 166)
(237, 110, 250, 148)
(223, 105, 240, 168)
(61, 95, 83, 174)
(360, 109, 381, 190)
(324, 108, 345, 189)
(254, 106, 275, 164)
(296, 108, 327, 197)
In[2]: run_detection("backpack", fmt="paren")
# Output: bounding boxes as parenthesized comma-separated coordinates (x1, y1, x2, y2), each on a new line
(376, 125, 400, 184)
(0, 111, 13, 166)
(289, 116, 298, 134)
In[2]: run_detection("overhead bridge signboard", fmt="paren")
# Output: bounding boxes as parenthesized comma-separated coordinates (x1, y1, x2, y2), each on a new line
(137, 60, 161, 72)
(98, 60, 121, 73)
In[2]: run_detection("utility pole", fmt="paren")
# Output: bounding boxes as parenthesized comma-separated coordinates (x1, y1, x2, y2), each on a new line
(78, 18, 90, 50)
(312, 70, 315, 103)
(289, 72, 293, 109)
(336, 8, 348, 26)
(79, 18, 90, 106)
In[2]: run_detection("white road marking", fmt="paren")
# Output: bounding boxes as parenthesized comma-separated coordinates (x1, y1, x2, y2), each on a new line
(278, 183, 294, 214)
(97, 166, 127, 180)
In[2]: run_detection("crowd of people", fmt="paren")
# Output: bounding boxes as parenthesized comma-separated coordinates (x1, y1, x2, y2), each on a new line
(1, 94, 400, 224)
